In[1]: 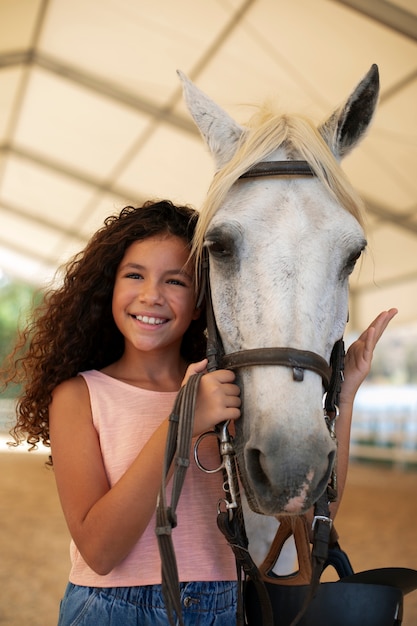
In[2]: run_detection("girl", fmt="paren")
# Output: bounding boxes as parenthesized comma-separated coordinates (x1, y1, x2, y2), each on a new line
(7, 199, 396, 625)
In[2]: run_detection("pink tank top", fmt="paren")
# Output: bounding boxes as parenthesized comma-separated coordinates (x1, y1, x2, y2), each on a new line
(68, 370, 236, 587)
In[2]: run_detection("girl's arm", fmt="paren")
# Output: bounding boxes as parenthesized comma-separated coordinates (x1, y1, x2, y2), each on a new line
(330, 308, 398, 516)
(49, 361, 240, 576)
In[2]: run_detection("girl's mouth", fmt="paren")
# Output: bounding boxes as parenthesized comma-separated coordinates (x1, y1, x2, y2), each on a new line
(133, 314, 167, 326)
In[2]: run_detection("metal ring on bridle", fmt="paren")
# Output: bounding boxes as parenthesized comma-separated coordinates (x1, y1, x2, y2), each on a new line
(323, 392, 340, 418)
(193, 431, 224, 474)
(217, 498, 232, 514)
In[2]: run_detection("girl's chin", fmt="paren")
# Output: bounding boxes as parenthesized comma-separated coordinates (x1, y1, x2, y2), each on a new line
(128, 337, 183, 353)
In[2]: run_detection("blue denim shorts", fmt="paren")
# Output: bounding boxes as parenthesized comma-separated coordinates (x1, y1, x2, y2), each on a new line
(57, 580, 237, 626)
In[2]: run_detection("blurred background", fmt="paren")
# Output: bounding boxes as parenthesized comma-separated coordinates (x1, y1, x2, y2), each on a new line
(1, 0, 417, 624)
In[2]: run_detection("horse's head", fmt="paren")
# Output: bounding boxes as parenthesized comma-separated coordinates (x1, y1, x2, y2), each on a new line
(180, 66, 379, 516)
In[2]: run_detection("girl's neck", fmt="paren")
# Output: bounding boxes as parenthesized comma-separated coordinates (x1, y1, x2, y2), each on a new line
(101, 352, 187, 392)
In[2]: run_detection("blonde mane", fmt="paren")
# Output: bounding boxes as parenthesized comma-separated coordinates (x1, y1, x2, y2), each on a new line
(193, 106, 365, 263)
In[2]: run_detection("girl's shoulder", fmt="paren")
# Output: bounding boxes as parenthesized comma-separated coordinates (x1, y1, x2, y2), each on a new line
(51, 374, 90, 410)
(52, 370, 105, 397)
(53, 373, 87, 392)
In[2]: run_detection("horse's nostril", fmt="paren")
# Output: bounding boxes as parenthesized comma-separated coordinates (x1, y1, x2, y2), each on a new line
(246, 448, 272, 489)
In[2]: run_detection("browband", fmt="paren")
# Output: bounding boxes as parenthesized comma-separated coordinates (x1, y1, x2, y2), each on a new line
(239, 160, 315, 179)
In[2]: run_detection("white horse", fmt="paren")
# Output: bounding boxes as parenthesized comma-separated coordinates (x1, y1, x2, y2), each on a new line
(179, 66, 379, 563)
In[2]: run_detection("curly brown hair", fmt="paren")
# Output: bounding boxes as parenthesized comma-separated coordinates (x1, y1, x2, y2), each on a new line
(6, 200, 206, 452)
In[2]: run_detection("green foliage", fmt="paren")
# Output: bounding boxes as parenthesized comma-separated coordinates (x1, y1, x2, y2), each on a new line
(0, 275, 43, 398)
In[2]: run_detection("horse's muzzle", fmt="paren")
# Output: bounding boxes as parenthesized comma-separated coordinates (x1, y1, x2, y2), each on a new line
(242, 440, 336, 516)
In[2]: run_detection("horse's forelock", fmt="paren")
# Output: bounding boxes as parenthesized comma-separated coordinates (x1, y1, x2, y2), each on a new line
(193, 107, 365, 266)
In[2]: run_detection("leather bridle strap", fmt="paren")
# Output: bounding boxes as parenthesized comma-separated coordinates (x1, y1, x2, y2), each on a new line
(156, 373, 204, 626)
(239, 160, 315, 178)
(222, 347, 332, 389)
(324, 338, 345, 414)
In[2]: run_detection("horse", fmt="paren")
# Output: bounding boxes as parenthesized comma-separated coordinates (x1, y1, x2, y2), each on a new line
(178, 66, 379, 565)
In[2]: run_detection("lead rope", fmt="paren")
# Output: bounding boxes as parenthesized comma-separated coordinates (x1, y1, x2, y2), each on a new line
(155, 373, 204, 626)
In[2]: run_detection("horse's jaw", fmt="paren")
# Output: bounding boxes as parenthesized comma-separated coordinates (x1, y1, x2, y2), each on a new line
(234, 369, 336, 516)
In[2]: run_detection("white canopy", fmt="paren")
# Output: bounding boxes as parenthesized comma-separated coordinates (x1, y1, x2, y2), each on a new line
(1, 0, 416, 332)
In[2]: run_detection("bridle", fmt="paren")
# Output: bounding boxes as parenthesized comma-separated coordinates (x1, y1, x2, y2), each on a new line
(156, 160, 346, 626)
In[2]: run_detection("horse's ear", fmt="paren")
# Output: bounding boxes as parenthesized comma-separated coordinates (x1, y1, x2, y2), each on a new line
(177, 70, 244, 169)
(319, 64, 379, 160)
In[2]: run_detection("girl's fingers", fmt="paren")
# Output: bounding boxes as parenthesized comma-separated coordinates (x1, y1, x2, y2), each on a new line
(190, 358, 208, 374)
(182, 359, 208, 385)
(224, 393, 241, 407)
(375, 308, 397, 338)
(359, 308, 397, 349)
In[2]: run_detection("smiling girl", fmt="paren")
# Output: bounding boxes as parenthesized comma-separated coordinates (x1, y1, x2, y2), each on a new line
(9, 201, 240, 625)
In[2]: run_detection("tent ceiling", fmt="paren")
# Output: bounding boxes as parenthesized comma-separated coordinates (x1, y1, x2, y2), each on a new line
(0, 0, 416, 331)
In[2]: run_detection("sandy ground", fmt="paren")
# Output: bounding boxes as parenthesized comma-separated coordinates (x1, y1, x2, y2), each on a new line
(1, 447, 417, 626)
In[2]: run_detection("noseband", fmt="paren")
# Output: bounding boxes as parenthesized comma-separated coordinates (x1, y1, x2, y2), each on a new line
(202, 159, 342, 398)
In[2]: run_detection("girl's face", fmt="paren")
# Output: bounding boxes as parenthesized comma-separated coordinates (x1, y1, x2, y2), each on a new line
(112, 234, 200, 358)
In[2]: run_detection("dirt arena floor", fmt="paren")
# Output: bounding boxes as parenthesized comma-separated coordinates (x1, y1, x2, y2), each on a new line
(1, 446, 417, 626)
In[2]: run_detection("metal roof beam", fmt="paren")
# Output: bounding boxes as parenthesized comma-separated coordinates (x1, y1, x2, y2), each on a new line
(364, 196, 417, 235)
(333, 0, 417, 42)
(0, 197, 86, 241)
(0, 235, 58, 268)
(0, 143, 137, 203)
(0, 49, 198, 135)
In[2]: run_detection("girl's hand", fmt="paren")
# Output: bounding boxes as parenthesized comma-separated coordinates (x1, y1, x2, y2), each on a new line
(182, 359, 241, 436)
(341, 308, 398, 404)
(328, 308, 398, 519)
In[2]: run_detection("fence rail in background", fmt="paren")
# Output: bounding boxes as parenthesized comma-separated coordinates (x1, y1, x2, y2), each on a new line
(349, 385, 417, 467)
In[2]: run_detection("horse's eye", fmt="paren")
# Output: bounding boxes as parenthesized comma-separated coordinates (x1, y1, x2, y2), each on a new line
(204, 221, 242, 264)
(206, 239, 233, 258)
(205, 224, 241, 260)
(345, 248, 363, 275)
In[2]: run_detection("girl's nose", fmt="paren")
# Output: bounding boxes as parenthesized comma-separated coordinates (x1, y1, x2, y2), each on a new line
(139, 281, 164, 304)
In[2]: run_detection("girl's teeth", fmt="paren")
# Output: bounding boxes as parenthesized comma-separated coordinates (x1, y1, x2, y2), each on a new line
(136, 315, 164, 325)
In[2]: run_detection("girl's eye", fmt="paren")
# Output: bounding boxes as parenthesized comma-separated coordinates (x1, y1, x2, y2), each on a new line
(126, 273, 143, 280)
(167, 278, 186, 287)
